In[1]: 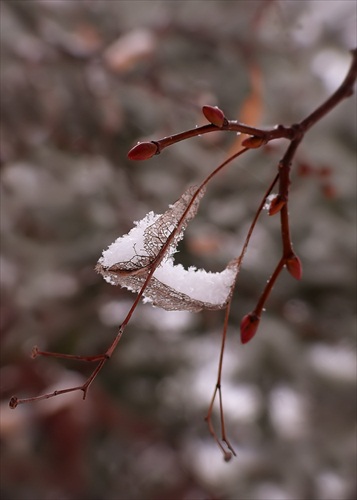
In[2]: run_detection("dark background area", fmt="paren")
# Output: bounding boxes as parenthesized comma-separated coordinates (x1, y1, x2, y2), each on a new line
(0, 1, 356, 499)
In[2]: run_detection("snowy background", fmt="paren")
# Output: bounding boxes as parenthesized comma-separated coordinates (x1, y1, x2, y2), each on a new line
(1, 1, 356, 499)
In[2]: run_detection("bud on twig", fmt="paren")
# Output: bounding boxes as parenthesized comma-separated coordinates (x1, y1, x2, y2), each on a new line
(285, 253, 303, 280)
(268, 195, 286, 215)
(202, 105, 226, 127)
(240, 312, 260, 344)
(241, 135, 266, 149)
(127, 141, 158, 160)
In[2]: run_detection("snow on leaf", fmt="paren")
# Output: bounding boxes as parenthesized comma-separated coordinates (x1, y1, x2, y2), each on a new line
(96, 185, 238, 312)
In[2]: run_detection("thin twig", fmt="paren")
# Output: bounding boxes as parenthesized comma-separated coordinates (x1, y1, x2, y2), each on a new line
(10, 49, 357, 462)
(10, 147, 251, 408)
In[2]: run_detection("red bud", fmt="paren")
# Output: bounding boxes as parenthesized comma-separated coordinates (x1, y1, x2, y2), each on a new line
(127, 141, 158, 160)
(240, 313, 260, 344)
(268, 195, 286, 215)
(241, 136, 265, 149)
(202, 105, 226, 127)
(285, 253, 303, 280)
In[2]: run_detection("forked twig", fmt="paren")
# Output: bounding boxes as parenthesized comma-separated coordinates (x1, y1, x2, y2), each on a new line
(205, 302, 235, 462)
(205, 172, 280, 459)
(9, 147, 250, 409)
(9, 49, 357, 462)
(204, 49, 356, 457)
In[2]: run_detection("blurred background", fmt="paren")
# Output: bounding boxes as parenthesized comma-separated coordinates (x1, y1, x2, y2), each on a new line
(0, 1, 356, 499)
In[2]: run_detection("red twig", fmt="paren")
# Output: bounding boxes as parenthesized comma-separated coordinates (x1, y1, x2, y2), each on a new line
(9, 48, 357, 461)
(205, 172, 280, 458)
(10, 147, 250, 409)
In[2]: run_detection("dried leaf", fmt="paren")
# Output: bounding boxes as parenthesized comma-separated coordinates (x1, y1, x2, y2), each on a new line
(96, 186, 238, 312)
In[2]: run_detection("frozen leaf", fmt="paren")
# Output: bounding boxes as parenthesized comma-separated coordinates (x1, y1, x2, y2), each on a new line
(96, 186, 238, 312)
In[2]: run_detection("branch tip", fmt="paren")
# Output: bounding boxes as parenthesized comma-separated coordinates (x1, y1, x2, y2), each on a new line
(285, 253, 303, 280)
(202, 105, 226, 127)
(240, 313, 260, 344)
(127, 141, 158, 160)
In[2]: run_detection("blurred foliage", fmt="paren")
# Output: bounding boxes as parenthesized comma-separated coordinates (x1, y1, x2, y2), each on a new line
(0, 1, 356, 499)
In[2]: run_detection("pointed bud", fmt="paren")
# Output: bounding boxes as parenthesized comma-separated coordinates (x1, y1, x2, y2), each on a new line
(240, 313, 260, 344)
(241, 136, 266, 149)
(202, 105, 226, 127)
(285, 253, 303, 280)
(127, 141, 158, 160)
(268, 195, 286, 215)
